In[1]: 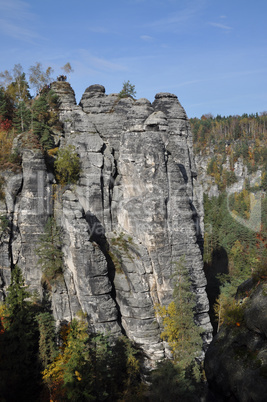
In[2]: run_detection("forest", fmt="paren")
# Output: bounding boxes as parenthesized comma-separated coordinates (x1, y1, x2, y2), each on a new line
(190, 114, 267, 332)
(0, 64, 266, 401)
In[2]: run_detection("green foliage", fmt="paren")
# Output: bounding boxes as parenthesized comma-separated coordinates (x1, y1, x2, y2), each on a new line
(54, 145, 81, 185)
(149, 360, 199, 402)
(13, 100, 31, 133)
(0, 177, 5, 200)
(261, 171, 267, 191)
(43, 319, 144, 401)
(203, 190, 266, 331)
(36, 312, 58, 370)
(6, 70, 31, 105)
(190, 114, 267, 170)
(32, 88, 60, 150)
(36, 217, 64, 286)
(4, 265, 31, 318)
(150, 256, 208, 401)
(155, 257, 203, 386)
(119, 80, 136, 98)
(108, 231, 135, 273)
(110, 335, 144, 401)
(0, 266, 41, 401)
(0, 125, 22, 172)
(0, 86, 14, 121)
(213, 287, 245, 331)
(203, 193, 256, 265)
(0, 214, 9, 233)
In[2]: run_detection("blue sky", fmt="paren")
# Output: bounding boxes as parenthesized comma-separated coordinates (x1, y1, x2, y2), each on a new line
(0, 0, 266, 118)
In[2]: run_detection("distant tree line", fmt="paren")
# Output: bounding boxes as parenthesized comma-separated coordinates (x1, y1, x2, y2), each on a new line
(190, 113, 267, 177)
(191, 112, 266, 335)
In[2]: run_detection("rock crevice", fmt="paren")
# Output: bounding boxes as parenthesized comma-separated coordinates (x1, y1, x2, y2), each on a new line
(0, 82, 212, 362)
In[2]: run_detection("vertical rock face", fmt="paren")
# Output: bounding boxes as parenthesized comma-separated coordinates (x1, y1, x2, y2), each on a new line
(0, 82, 212, 362)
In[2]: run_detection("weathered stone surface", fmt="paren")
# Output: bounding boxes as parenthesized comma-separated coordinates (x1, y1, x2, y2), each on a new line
(1, 82, 212, 362)
(50, 81, 76, 109)
(205, 283, 267, 402)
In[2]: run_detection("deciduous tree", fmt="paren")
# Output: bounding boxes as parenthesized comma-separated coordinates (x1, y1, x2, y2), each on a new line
(29, 62, 54, 93)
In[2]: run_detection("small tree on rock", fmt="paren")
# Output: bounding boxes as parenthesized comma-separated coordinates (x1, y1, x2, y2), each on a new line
(119, 80, 136, 99)
(61, 63, 74, 79)
(54, 145, 81, 185)
(36, 217, 64, 286)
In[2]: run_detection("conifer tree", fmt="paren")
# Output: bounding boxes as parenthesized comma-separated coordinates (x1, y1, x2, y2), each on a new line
(119, 80, 136, 98)
(0, 266, 41, 401)
(0, 87, 14, 121)
(155, 256, 203, 385)
(13, 100, 31, 133)
(36, 217, 64, 286)
(36, 311, 58, 370)
(151, 258, 204, 401)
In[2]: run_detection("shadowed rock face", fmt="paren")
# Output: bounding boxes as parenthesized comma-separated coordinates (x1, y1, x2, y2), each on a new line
(0, 82, 212, 363)
(205, 283, 267, 402)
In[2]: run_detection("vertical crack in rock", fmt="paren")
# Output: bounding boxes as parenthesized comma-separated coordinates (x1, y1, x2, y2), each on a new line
(108, 149, 118, 231)
(1, 82, 213, 364)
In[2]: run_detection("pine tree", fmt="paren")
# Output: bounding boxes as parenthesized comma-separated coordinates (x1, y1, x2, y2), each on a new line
(0, 266, 41, 401)
(119, 80, 136, 98)
(31, 88, 60, 150)
(0, 86, 14, 121)
(13, 100, 31, 133)
(36, 311, 58, 370)
(156, 257, 203, 377)
(36, 217, 64, 286)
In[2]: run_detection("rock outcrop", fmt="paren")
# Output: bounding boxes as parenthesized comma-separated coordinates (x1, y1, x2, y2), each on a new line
(205, 282, 267, 402)
(0, 82, 212, 363)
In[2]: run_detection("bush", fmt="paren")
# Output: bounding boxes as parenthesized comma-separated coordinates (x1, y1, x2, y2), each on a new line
(0, 177, 5, 200)
(118, 80, 136, 98)
(36, 217, 64, 286)
(0, 215, 9, 233)
(54, 145, 80, 185)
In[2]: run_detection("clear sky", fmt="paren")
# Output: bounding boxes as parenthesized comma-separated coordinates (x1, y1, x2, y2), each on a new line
(0, 0, 266, 118)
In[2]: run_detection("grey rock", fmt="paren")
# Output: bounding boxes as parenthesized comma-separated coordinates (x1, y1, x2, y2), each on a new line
(1, 82, 212, 363)
(50, 81, 76, 109)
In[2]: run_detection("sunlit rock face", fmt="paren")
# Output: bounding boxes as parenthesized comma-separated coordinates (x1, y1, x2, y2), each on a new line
(0, 82, 212, 362)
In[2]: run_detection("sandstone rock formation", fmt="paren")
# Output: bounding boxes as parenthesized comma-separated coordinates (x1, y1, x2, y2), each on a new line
(0, 81, 212, 363)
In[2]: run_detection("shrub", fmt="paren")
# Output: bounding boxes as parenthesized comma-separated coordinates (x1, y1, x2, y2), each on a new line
(36, 217, 64, 286)
(118, 80, 136, 99)
(0, 177, 5, 200)
(0, 215, 9, 233)
(54, 145, 80, 185)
